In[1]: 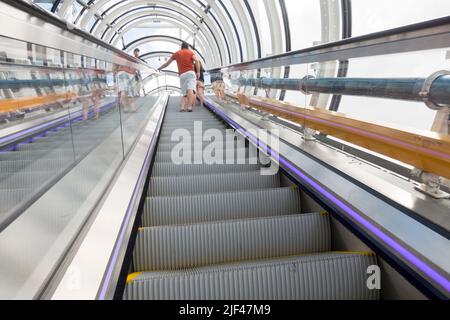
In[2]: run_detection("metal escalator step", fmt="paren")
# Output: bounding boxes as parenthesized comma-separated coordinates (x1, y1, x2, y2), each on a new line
(151, 163, 261, 177)
(158, 136, 240, 144)
(158, 130, 229, 140)
(124, 253, 379, 300)
(162, 122, 225, 128)
(148, 171, 280, 196)
(165, 118, 218, 123)
(142, 187, 301, 227)
(163, 121, 223, 126)
(134, 213, 331, 271)
(154, 148, 252, 163)
(161, 124, 226, 130)
(157, 141, 246, 152)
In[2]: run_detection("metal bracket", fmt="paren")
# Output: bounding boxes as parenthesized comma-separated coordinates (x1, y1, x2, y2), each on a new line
(300, 75, 316, 95)
(419, 70, 450, 111)
(412, 169, 450, 199)
(304, 128, 317, 142)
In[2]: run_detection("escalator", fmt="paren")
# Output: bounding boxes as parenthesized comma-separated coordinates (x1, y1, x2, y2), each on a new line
(123, 97, 379, 300)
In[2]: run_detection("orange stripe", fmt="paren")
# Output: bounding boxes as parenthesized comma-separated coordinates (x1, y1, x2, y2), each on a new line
(0, 92, 79, 112)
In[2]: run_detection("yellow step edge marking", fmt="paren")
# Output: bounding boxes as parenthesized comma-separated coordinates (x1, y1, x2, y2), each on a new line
(332, 251, 375, 256)
(320, 211, 329, 216)
(126, 272, 142, 284)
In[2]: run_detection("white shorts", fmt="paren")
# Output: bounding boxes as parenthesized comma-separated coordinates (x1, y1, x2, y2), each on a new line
(118, 73, 133, 96)
(180, 71, 197, 96)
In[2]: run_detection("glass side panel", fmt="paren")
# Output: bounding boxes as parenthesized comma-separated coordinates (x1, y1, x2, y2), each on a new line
(0, 32, 160, 298)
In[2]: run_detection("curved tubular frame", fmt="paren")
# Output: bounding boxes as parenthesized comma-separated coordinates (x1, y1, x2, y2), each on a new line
(56, 0, 280, 67)
(124, 35, 207, 63)
(217, 0, 244, 62)
(88, 0, 230, 65)
(54, 0, 304, 66)
(278, 0, 292, 101)
(106, 11, 215, 65)
(100, 5, 222, 67)
(139, 51, 174, 60)
(205, 0, 242, 63)
(110, 20, 216, 63)
(329, 0, 352, 112)
(146, 85, 182, 96)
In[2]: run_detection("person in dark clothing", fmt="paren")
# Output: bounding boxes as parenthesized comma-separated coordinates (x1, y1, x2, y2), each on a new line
(196, 62, 205, 107)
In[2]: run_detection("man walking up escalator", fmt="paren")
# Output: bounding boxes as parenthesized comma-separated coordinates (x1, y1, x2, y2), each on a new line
(157, 42, 200, 112)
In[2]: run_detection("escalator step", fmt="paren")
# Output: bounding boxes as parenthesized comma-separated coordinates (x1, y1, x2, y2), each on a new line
(142, 187, 301, 227)
(157, 141, 247, 152)
(154, 148, 252, 163)
(124, 253, 379, 300)
(134, 213, 331, 271)
(148, 171, 280, 196)
(151, 163, 261, 177)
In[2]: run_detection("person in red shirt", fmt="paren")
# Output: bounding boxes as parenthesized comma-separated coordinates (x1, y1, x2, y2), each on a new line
(158, 42, 201, 112)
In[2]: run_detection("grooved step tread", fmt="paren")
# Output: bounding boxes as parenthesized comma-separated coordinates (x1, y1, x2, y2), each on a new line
(151, 163, 261, 177)
(148, 171, 280, 196)
(134, 213, 331, 271)
(124, 253, 379, 300)
(143, 187, 302, 227)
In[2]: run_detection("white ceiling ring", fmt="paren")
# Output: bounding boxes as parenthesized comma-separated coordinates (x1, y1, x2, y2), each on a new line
(105, 11, 218, 67)
(87, 0, 231, 65)
(124, 35, 207, 63)
(115, 20, 212, 67)
(116, 20, 212, 67)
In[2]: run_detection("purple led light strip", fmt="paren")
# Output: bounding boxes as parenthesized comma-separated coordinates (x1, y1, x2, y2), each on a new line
(98, 101, 165, 300)
(255, 99, 450, 160)
(207, 101, 450, 293)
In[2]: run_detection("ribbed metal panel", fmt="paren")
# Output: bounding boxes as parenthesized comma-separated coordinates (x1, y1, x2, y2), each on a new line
(157, 140, 246, 152)
(161, 122, 222, 128)
(159, 127, 227, 136)
(158, 136, 242, 144)
(162, 123, 226, 129)
(124, 253, 379, 300)
(134, 213, 331, 271)
(154, 148, 251, 163)
(148, 171, 280, 196)
(151, 163, 261, 177)
(142, 187, 301, 227)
